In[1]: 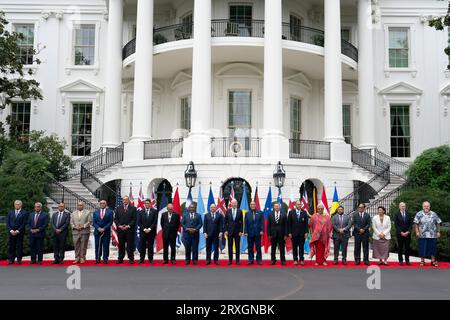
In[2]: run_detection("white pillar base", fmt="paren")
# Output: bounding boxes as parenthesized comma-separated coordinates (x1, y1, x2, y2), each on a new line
(123, 140, 144, 162)
(182, 134, 212, 160)
(261, 134, 289, 160)
(330, 142, 351, 163)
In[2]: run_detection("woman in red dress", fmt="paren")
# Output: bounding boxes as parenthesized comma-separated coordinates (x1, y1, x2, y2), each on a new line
(309, 204, 332, 266)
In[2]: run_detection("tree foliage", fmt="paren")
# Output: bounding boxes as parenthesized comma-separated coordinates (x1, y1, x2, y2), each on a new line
(428, 1, 450, 69)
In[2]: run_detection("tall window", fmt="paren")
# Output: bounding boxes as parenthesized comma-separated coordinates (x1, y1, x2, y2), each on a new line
(180, 96, 191, 131)
(74, 24, 96, 65)
(342, 104, 352, 144)
(180, 13, 193, 36)
(290, 14, 302, 41)
(229, 5, 252, 36)
(14, 24, 34, 65)
(72, 103, 92, 156)
(10, 101, 31, 134)
(341, 28, 351, 42)
(228, 91, 251, 131)
(389, 27, 409, 68)
(390, 105, 410, 158)
(290, 97, 301, 140)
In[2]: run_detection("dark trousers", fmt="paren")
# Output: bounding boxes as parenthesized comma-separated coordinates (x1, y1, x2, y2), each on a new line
(333, 236, 349, 260)
(8, 233, 24, 262)
(118, 230, 134, 260)
(139, 232, 155, 261)
(53, 232, 67, 262)
(354, 234, 369, 262)
(292, 236, 306, 262)
(163, 234, 177, 261)
(397, 234, 411, 262)
(271, 236, 285, 262)
(206, 235, 220, 262)
(30, 235, 44, 262)
(247, 235, 262, 262)
(184, 234, 199, 262)
(227, 234, 240, 262)
(94, 232, 110, 262)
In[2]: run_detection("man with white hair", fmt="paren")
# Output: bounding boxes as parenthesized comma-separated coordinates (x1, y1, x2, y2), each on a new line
(70, 201, 92, 264)
(6, 200, 28, 264)
(224, 198, 243, 265)
(394, 202, 413, 266)
(28, 202, 49, 265)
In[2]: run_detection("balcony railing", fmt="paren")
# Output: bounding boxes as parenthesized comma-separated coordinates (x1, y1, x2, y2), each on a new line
(122, 20, 358, 62)
(289, 139, 331, 160)
(211, 137, 261, 157)
(143, 138, 184, 159)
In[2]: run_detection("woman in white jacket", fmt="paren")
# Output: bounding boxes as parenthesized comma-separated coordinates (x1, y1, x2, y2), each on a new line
(372, 206, 391, 265)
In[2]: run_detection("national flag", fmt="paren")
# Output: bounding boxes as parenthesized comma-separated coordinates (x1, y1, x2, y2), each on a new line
(172, 186, 183, 249)
(301, 186, 309, 212)
(239, 184, 249, 253)
(320, 186, 330, 215)
(285, 186, 295, 253)
(197, 185, 206, 251)
(182, 188, 193, 247)
(330, 186, 340, 216)
(129, 183, 135, 206)
(217, 185, 227, 252)
(313, 187, 318, 213)
(111, 186, 121, 247)
(263, 186, 273, 254)
(224, 185, 235, 252)
(134, 183, 145, 254)
(277, 187, 292, 252)
(253, 186, 261, 211)
(156, 193, 168, 252)
(137, 183, 145, 210)
(206, 186, 215, 252)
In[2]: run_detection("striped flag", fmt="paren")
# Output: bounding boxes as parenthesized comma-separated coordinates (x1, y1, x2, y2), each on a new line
(301, 185, 309, 212)
(330, 186, 339, 216)
(137, 183, 145, 210)
(129, 183, 135, 206)
(240, 184, 249, 253)
(206, 186, 215, 252)
(156, 193, 168, 252)
(263, 186, 273, 254)
(111, 186, 122, 247)
(320, 186, 330, 215)
(277, 187, 291, 252)
(217, 185, 227, 252)
(197, 185, 206, 251)
(285, 186, 295, 253)
(172, 186, 183, 249)
(181, 188, 193, 247)
(226, 185, 235, 252)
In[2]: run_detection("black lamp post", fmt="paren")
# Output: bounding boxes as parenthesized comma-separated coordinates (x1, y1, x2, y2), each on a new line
(273, 161, 286, 189)
(184, 161, 197, 190)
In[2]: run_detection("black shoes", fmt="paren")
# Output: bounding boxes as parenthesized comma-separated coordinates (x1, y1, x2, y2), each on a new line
(138, 260, 144, 264)
(270, 261, 276, 265)
(257, 261, 263, 265)
(355, 260, 360, 265)
(206, 260, 211, 265)
(116, 260, 124, 264)
(163, 260, 169, 264)
(333, 260, 338, 265)
(364, 260, 370, 266)
(30, 261, 36, 265)
(7, 260, 14, 265)
(406, 261, 411, 266)
(185, 260, 191, 265)
(193, 260, 198, 265)
(342, 259, 347, 265)
(228, 261, 232, 265)
(171, 260, 176, 264)
(214, 260, 219, 265)
(247, 261, 254, 265)
(281, 261, 286, 266)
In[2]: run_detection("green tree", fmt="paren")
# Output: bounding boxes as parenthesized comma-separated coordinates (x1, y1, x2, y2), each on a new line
(428, 1, 450, 69)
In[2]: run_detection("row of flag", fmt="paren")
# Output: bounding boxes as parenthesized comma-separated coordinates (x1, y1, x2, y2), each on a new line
(111, 183, 341, 254)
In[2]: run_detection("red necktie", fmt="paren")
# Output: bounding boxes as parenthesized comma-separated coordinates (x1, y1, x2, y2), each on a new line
(101, 209, 104, 220)
(124, 206, 128, 214)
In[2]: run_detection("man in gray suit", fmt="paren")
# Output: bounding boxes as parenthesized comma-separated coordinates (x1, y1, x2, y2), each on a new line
(331, 205, 352, 265)
(52, 202, 71, 264)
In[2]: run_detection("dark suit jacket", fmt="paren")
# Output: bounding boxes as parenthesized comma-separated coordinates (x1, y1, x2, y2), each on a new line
(267, 211, 288, 239)
(114, 205, 137, 231)
(7, 209, 28, 233)
(394, 211, 413, 235)
(203, 212, 224, 238)
(224, 208, 243, 237)
(182, 212, 202, 239)
(287, 209, 309, 237)
(51, 210, 71, 235)
(28, 211, 49, 238)
(244, 210, 264, 237)
(352, 211, 371, 237)
(93, 208, 114, 235)
(331, 213, 352, 239)
(161, 211, 180, 239)
(138, 208, 158, 236)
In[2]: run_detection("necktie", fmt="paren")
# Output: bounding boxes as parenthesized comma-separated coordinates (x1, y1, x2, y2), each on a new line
(57, 212, 62, 228)
(297, 210, 300, 219)
(169, 213, 172, 221)
(191, 213, 194, 221)
(100, 209, 104, 220)
(233, 209, 236, 221)
(212, 213, 215, 221)
(124, 206, 128, 214)
(402, 212, 406, 222)
(276, 212, 279, 223)
(146, 209, 149, 218)
(253, 211, 255, 220)
(34, 213, 39, 227)
(15, 210, 19, 218)
(340, 215, 343, 228)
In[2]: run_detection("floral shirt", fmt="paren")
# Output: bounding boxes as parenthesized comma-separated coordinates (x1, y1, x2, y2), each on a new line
(413, 210, 442, 239)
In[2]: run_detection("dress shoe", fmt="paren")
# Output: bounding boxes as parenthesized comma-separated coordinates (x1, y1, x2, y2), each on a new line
(247, 261, 254, 265)
(214, 260, 219, 265)
(116, 260, 124, 264)
(364, 260, 370, 266)
(163, 260, 169, 264)
(193, 260, 197, 265)
(270, 261, 276, 265)
(206, 260, 211, 265)
(30, 261, 36, 265)
(171, 260, 176, 264)
(149, 259, 154, 264)
(300, 261, 305, 266)
(406, 261, 411, 266)
(342, 259, 347, 265)
(138, 260, 144, 264)
(355, 260, 360, 265)
(185, 260, 191, 265)
(333, 260, 338, 265)
(281, 261, 286, 266)
(7, 260, 14, 265)
(294, 261, 298, 266)
(103, 260, 108, 264)
(95, 260, 100, 264)
(257, 261, 263, 265)
(228, 261, 232, 265)
(16, 260, 22, 265)
(52, 260, 59, 264)
(129, 260, 134, 264)
(236, 260, 240, 265)
(399, 261, 403, 266)
(37, 261, 43, 265)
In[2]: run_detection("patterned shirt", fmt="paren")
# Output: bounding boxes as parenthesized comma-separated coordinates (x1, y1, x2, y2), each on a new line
(413, 210, 442, 239)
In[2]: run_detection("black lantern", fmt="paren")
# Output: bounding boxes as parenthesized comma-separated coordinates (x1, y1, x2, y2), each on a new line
(273, 161, 286, 189)
(184, 161, 197, 189)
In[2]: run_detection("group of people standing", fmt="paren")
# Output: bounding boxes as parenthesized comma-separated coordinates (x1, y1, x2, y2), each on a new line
(5, 196, 442, 266)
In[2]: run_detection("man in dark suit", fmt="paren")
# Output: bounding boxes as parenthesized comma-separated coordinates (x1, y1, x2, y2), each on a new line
(28, 202, 49, 265)
(268, 203, 288, 265)
(352, 203, 371, 266)
(182, 204, 202, 264)
(288, 200, 309, 265)
(114, 196, 137, 264)
(331, 205, 352, 265)
(138, 199, 158, 264)
(93, 200, 114, 264)
(244, 201, 264, 265)
(203, 203, 224, 265)
(51, 202, 71, 264)
(394, 202, 413, 265)
(161, 203, 181, 264)
(6, 200, 28, 264)
(224, 199, 243, 265)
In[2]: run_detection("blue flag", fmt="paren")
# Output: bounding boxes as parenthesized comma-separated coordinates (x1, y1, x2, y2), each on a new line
(197, 185, 206, 251)
(240, 185, 250, 253)
(263, 186, 273, 254)
(206, 186, 215, 252)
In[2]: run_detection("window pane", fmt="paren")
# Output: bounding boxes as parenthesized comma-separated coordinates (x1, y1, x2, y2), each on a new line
(11, 102, 31, 135)
(74, 25, 96, 65)
(72, 103, 93, 156)
(389, 28, 409, 68)
(342, 104, 351, 144)
(390, 105, 410, 157)
(228, 91, 251, 128)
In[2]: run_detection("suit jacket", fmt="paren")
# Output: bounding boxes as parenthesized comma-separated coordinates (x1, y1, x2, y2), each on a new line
(224, 208, 243, 237)
(287, 209, 309, 237)
(394, 211, 413, 235)
(114, 205, 137, 232)
(70, 209, 92, 235)
(161, 211, 180, 239)
(244, 210, 264, 237)
(28, 211, 49, 238)
(203, 212, 224, 238)
(7, 209, 28, 233)
(267, 211, 288, 239)
(93, 208, 114, 235)
(331, 213, 352, 239)
(138, 208, 158, 236)
(51, 210, 71, 235)
(182, 212, 203, 239)
(372, 215, 392, 240)
(352, 211, 371, 237)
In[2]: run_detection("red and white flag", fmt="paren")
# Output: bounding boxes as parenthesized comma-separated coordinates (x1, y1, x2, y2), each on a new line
(320, 186, 330, 215)
(137, 183, 145, 211)
(301, 188, 309, 212)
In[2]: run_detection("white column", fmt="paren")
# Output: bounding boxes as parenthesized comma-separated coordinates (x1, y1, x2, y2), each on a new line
(103, 0, 123, 147)
(358, 0, 376, 149)
(261, 0, 288, 159)
(183, 0, 211, 159)
(131, 0, 153, 141)
(323, 0, 345, 143)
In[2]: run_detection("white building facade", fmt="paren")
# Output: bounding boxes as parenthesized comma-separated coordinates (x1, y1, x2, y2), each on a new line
(0, 0, 449, 210)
